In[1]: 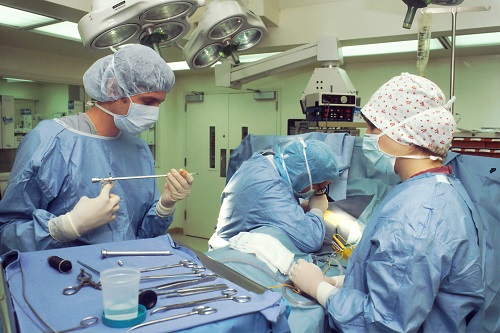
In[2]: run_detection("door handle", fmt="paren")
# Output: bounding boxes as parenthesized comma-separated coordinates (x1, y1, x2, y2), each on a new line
(220, 149, 227, 178)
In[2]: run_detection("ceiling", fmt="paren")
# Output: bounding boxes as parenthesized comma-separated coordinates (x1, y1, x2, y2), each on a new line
(0, 0, 499, 72)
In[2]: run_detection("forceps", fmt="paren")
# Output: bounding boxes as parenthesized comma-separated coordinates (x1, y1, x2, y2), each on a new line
(127, 306, 216, 332)
(139, 260, 199, 273)
(63, 269, 101, 295)
(151, 288, 251, 314)
(140, 268, 210, 281)
(44, 316, 98, 333)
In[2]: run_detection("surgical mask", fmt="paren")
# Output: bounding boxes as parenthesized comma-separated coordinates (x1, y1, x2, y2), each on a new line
(280, 138, 315, 199)
(96, 97, 159, 135)
(362, 133, 397, 175)
(362, 131, 442, 175)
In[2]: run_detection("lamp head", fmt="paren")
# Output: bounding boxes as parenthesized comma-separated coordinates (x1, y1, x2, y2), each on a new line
(402, 0, 465, 29)
(78, 0, 204, 50)
(183, 0, 267, 69)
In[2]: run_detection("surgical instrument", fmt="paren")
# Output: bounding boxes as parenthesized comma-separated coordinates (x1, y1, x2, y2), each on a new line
(19, 258, 57, 332)
(140, 269, 211, 281)
(92, 172, 199, 184)
(101, 249, 173, 259)
(77, 260, 100, 276)
(157, 283, 229, 297)
(127, 306, 216, 332)
(139, 260, 199, 272)
(141, 274, 218, 291)
(151, 288, 251, 314)
(44, 316, 98, 333)
(63, 269, 101, 295)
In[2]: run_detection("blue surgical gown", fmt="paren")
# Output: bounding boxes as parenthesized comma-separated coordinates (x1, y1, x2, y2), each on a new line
(0, 120, 173, 254)
(327, 172, 485, 332)
(210, 152, 325, 253)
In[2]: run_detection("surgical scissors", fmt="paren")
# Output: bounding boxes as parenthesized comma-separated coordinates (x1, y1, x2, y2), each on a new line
(44, 316, 98, 333)
(151, 288, 251, 314)
(63, 269, 101, 295)
(127, 306, 216, 332)
(139, 260, 199, 273)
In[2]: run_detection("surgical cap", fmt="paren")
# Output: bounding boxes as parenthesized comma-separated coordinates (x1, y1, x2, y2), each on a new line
(361, 72, 456, 156)
(275, 139, 339, 193)
(83, 44, 175, 102)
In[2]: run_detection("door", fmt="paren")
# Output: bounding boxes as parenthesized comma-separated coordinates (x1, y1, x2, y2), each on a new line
(184, 91, 278, 239)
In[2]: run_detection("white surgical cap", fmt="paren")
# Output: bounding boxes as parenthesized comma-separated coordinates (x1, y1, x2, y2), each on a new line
(361, 72, 456, 156)
(83, 44, 175, 102)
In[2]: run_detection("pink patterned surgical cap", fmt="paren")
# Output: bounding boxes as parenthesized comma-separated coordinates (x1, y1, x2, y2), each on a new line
(361, 72, 456, 156)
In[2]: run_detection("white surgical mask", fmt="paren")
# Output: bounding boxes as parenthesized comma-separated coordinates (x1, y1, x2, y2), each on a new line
(96, 97, 159, 135)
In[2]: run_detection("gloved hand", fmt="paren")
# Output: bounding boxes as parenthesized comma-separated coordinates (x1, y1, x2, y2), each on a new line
(160, 169, 193, 208)
(325, 275, 345, 288)
(308, 194, 328, 214)
(289, 259, 325, 298)
(48, 183, 120, 242)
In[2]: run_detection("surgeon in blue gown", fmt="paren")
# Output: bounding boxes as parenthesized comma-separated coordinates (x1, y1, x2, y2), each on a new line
(0, 45, 193, 255)
(290, 73, 485, 332)
(209, 138, 339, 253)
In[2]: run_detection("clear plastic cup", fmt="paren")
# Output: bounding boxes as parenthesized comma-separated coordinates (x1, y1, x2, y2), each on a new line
(100, 267, 140, 321)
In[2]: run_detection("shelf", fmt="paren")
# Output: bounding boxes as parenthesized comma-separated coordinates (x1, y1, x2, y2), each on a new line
(317, 121, 367, 128)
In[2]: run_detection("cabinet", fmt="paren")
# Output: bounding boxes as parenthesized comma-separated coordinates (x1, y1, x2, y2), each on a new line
(0, 95, 15, 149)
(451, 132, 500, 158)
(1, 96, 40, 149)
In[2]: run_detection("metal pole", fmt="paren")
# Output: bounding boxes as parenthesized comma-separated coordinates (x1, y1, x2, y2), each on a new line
(450, 8, 457, 115)
(420, 5, 491, 115)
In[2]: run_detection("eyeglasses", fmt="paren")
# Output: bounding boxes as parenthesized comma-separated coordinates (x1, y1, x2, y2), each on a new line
(314, 185, 329, 196)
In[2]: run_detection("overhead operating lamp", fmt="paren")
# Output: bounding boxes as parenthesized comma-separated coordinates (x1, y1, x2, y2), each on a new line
(78, 0, 204, 54)
(215, 36, 358, 122)
(182, 0, 267, 69)
(401, 0, 464, 29)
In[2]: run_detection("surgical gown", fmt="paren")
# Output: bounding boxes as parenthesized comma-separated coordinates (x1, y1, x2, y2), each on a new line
(209, 152, 325, 253)
(327, 172, 485, 333)
(0, 120, 173, 254)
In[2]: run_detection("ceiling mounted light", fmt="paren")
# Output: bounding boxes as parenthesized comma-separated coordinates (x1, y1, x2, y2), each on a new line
(183, 0, 267, 69)
(78, 0, 204, 52)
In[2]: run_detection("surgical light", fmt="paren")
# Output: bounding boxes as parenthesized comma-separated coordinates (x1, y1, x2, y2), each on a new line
(183, 0, 267, 69)
(78, 0, 204, 52)
(402, 0, 464, 29)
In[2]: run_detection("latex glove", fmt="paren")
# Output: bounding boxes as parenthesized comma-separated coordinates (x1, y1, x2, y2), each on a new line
(325, 275, 345, 288)
(289, 259, 325, 298)
(160, 169, 194, 208)
(308, 194, 328, 216)
(48, 183, 120, 242)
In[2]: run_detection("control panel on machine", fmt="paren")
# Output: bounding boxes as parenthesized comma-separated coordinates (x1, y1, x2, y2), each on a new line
(302, 92, 357, 122)
(300, 67, 358, 122)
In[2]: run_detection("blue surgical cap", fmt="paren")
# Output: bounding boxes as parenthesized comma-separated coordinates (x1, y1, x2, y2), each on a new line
(274, 139, 339, 193)
(83, 44, 175, 102)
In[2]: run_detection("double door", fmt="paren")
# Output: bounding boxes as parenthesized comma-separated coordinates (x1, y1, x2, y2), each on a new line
(184, 91, 278, 239)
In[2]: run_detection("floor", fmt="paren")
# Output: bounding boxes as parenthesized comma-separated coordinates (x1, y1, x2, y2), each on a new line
(170, 232, 210, 254)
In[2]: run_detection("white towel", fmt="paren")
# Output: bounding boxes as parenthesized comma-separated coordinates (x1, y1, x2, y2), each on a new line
(229, 232, 295, 275)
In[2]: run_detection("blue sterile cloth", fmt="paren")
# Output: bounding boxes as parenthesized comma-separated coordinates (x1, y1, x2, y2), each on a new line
(208, 226, 343, 333)
(3, 234, 288, 333)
